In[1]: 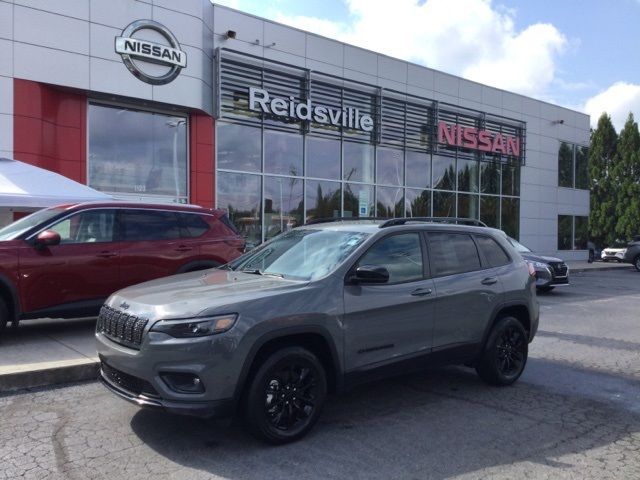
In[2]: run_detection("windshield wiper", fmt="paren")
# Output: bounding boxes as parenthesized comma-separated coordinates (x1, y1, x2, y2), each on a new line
(241, 269, 263, 275)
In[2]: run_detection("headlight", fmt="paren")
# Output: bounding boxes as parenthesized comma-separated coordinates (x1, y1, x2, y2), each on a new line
(527, 260, 549, 269)
(150, 314, 238, 338)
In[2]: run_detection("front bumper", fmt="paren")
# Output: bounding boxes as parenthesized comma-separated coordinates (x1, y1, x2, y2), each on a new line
(534, 265, 570, 288)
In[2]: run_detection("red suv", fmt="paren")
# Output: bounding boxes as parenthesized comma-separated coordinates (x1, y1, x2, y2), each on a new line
(0, 202, 245, 334)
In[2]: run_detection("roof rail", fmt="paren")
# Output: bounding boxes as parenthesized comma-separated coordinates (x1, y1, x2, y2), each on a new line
(304, 216, 390, 225)
(379, 217, 488, 228)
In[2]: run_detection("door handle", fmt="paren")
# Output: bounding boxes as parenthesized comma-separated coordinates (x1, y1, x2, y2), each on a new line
(96, 251, 117, 258)
(411, 287, 433, 296)
(174, 245, 193, 252)
(481, 277, 498, 285)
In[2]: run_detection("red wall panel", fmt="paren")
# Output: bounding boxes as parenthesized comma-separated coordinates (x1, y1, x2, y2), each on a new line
(189, 113, 214, 209)
(13, 79, 87, 183)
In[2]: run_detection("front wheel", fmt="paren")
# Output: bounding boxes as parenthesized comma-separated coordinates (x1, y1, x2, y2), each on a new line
(634, 255, 640, 272)
(244, 346, 327, 444)
(476, 317, 528, 386)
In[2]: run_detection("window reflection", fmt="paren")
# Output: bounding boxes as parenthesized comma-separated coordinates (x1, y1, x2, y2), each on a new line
(376, 147, 404, 186)
(458, 193, 479, 219)
(88, 104, 187, 200)
(480, 161, 500, 194)
(502, 160, 520, 197)
(480, 196, 499, 228)
(376, 186, 403, 217)
(405, 189, 431, 217)
(217, 172, 262, 247)
(433, 191, 455, 217)
(457, 158, 479, 192)
(305, 180, 341, 222)
(406, 151, 430, 188)
(343, 142, 374, 183)
(264, 130, 303, 176)
(217, 122, 261, 172)
(344, 183, 374, 218)
(306, 136, 340, 179)
(501, 197, 520, 238)
(264, 176, 303, 240)
(432, 156, 456, 191)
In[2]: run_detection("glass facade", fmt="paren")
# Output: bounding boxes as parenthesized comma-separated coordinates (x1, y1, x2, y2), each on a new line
(215, 55, 524, 244)
(558, 142, 589, 190)
(558, 215, 589, 250)
(88, 103, 188, 202)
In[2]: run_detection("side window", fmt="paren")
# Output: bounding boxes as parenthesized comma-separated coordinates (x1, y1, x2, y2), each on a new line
(121, 210, 180, 241)
(49, 210, 115, 244)
(429, 232, 481, 276)
(475, 235, 511, 268)
(179, 213, 210, 238)
(358, 233, 423, 283)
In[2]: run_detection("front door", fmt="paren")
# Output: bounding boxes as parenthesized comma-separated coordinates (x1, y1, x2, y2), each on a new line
(19, 209, 120, 314)
(343, 232, 436, 371)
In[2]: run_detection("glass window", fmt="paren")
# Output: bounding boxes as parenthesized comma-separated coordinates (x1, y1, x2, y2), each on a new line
(480, 161, 500, 194)
(574, 216, 588, 249)
(343, 142, 374, 183)
(429, 232, 481, 277)
(457, 158, 479, 192)
(376, 147, 404, 186)
(502, 161, 520, 197)
(178, 213, 209, 238)
(344, 183, 374, 218)
(575, 146, 589, 190)
(433, 191, 455, 217)
(432, 156, 456, 191)
(50, 209, 116, 244)
(405, 189, 431, 217)
(217, 172, 262, 247)
(305, 180, 341, 223)
(501, 197, 519, 239)
(264, 176, 303, 240)
(458, 193, 479, 220)
(264, 130, 303, 176)
(0, 207, 66, 241)
(217, 122, 261, 172)
(230, 229, 370, 281)
(376, 186, 404, 217)
(558, 215, 573, 250)
(405, 151, 430, 188)
(88, 104, 187, 199)
(359, 233, 424, 283)
(306, 136, 340, 180)
(480, 196, 499, 228)
(475, 235, 510, 268)
(121, 210, 180, 241)
(558, 142, 574, 188)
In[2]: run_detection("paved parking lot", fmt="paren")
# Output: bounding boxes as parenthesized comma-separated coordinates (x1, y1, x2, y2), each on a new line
(1, 268, 639, 479)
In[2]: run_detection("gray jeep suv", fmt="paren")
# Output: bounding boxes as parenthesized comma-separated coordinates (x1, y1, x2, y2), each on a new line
(96, 218, 539, 443)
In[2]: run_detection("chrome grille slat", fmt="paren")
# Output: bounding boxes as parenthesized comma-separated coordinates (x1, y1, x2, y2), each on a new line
(97, 306, 148, 349)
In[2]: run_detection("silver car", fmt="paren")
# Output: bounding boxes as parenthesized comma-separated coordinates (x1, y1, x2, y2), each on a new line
(96, 218, 539, 443)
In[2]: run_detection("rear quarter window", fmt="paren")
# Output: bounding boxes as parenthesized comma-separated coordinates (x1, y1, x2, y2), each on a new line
(178, 213, 210, 238)
(475, 235, 511, 268)
(428, 232, 481, 277)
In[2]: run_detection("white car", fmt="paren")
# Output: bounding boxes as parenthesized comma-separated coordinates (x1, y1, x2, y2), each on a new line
(601, 241, 627, 262)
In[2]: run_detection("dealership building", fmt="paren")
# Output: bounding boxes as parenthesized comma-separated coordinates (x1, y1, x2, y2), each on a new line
(0, 0, 590, 258)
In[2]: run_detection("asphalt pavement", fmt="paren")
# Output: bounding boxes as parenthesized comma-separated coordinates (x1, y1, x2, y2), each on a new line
(0, 268, 639, 479)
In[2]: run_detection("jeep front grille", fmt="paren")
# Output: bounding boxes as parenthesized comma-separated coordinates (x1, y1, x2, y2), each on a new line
(97, 305, 148, 348)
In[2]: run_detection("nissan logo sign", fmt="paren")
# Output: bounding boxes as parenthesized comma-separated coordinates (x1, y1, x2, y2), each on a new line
(115, 20, 187, 85)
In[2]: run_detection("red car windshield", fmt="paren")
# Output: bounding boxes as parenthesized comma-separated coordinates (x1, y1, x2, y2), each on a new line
(0, 207, 67, 241)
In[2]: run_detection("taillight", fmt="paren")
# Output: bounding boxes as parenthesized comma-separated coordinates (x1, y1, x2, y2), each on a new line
(527, 261, 536, 276)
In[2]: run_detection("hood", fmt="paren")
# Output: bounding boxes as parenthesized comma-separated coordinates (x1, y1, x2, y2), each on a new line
(106, 269, 306, 320)
(520, 252, 563, 264)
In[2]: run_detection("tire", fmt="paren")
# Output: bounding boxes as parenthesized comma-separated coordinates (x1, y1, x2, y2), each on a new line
(244, 346, 328, 444)
(0, 297, 8, 336)
(537, 286, 554, 292)
(634, 255, 640, 272)
(476, 317, 528, 386)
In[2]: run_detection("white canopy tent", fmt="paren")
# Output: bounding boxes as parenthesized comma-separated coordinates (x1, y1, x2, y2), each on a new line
(0, 157, 112, 208)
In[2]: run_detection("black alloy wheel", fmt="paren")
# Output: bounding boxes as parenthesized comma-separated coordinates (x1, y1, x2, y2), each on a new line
(634, 255, 640, 272)
(476, 316, 528, 386)
(245, 346, 327, 443)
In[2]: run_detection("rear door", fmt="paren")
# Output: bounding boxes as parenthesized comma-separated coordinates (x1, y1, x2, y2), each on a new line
(118, 209, 193, 287)
(427, 231, 504, 351)
(343, 232, 436, 370)
(19, 208, 120, 313)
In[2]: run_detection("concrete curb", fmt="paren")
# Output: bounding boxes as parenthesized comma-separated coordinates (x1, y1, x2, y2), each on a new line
(0, 361, 99, 393)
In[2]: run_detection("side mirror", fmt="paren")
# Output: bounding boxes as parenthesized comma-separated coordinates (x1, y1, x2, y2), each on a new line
(35, 230, 61, 249)
(350, 265, 389, 284)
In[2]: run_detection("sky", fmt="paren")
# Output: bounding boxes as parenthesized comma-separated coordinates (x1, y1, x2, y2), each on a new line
(213, 0, 640, 132)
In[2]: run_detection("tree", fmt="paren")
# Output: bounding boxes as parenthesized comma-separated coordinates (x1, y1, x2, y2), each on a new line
(612, 113, 640, 240)
(588, 113, 618, 246)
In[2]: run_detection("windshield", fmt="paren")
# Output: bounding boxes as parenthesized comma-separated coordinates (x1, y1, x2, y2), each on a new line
(0, 207, 66, 241)
(227, 229, 370, 281)
(507, 236, 531, 253)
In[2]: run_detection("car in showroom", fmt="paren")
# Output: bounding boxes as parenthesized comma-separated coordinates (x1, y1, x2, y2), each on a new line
(622, 236, 640, 271)
(504, 235, 569, 292)
(0, 202, 245, 334)
(601, 240, 628, 262)
(96, 217, 539, 443)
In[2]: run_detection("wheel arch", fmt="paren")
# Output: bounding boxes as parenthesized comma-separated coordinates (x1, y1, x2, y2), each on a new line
(481, 302, 532, 348)
(0, 273, 20, 323)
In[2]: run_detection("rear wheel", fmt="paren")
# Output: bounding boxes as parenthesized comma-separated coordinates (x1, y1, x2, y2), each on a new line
(0, 297, 8, 336)
(634, 255, 640, 272)
(476, 317, 528, 386)
(244, 346, 327, 444)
